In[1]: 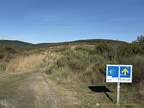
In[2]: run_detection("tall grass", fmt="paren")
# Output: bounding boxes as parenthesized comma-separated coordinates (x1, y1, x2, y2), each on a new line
(0, 51, 59, 73)
(5, 54, 45, 72)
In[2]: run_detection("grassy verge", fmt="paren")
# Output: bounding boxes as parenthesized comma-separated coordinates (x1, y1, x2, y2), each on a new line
(0, 72, 34, 99)
(46, 76, 142, 108)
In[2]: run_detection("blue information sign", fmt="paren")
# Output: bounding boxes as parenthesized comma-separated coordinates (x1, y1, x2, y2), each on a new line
(106, 65, 132, 83)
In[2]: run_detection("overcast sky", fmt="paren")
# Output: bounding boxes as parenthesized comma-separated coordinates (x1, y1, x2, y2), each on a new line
(0, 0, 144, 44)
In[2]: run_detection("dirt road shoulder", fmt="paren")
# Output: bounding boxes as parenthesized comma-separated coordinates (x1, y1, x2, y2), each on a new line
(0, 71, 57, 108)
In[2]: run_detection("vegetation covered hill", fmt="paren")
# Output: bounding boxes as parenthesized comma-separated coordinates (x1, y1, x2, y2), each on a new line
(34, 39, 128, 47)
(0, 39, 127, 48)
(0, 39, 128, 60)
(0, 40, 34, 48)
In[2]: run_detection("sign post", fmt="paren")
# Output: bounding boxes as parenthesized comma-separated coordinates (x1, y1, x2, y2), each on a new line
(117, 65, 120, 105)
(106, 64, 132, 105)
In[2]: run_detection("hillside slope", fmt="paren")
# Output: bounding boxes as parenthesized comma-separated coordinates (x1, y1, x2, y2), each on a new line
(36, 39, 127, 47)
(0, 39, 128, 48)
(0, 40, 34, 48)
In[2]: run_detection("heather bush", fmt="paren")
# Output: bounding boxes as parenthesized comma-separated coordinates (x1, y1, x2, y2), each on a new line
(119, 55, 144, 85)
(0, 45, 5, 58)
(46, 49, 116, 84)
(117, 43, 143, 59)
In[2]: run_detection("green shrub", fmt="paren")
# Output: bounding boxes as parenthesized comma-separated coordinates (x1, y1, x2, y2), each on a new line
(0, 62, 7, 71)
(95, 42, 110, 54)
(0, 45, 5, 58)
(52, 66, 72, 84)
(117, 43, 143, 59)
(46, 49, 116, 84)
(57, 50, 91, 71)
(0, 52, 5, 59)
(94, 42, 117, 60)
(57, 47, 70, 52)
(74, 46, 91, 52)
(45, 63, 57, 74)
(119, 55, 144, 87)
(5, 46, 17, 54)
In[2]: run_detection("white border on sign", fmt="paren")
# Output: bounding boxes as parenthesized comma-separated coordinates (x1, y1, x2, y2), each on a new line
(106, 64, 132, 83)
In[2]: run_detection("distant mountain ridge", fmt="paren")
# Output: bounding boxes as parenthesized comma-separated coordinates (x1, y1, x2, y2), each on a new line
(0, 39, 128, 48)
(0, 40, 34, 47)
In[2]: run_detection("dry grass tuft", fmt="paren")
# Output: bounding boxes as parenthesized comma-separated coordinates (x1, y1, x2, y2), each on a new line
(5, 54, 45, 73)
(4, 51, 59, 73)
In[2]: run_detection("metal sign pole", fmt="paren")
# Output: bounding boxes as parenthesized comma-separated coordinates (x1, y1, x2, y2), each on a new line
(117, 65, 120, 105)
(106, 64, 132, 105)
(117, 78, 120, 104)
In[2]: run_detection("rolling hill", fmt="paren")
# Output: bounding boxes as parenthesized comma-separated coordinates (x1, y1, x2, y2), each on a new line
(0, 40, 34, 48)
(0, 39, 128, 48)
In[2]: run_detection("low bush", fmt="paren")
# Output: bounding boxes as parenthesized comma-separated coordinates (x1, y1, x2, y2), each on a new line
(0, 62, 7, 72)
(46, 49, 116, 84)
(92, 42, 118, 60)
(52, 66, 73, 84)
(119, 55, 144, 86)
(74, 46, 91, 52)
(117, 43, 143, 59)
(56, 47, 70, 52)
(0, 45, 5, 58)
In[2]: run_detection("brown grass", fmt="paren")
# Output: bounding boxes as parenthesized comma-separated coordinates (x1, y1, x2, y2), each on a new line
(5, 54, 44, 72)
(4, 51, 59, 73)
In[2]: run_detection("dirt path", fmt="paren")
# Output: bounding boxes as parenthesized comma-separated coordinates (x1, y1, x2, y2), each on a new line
(0, 72, 57, 108)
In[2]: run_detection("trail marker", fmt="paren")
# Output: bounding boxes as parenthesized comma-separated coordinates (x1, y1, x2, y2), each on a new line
(106, 64, 132, 104)
(106, 65, 132, 83)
